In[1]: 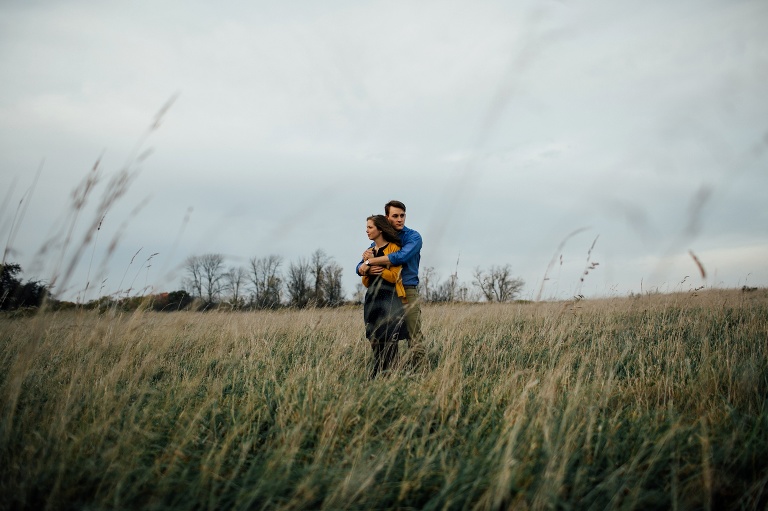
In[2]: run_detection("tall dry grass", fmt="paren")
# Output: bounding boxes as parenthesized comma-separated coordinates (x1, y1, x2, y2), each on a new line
(1, 289, 767, 510)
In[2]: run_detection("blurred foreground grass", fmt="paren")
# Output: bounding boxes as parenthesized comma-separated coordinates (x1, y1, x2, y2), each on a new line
(1, 289, 767, 510)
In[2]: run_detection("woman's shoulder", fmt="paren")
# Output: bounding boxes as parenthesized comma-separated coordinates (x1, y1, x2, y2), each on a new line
(385, 242, 402, 253)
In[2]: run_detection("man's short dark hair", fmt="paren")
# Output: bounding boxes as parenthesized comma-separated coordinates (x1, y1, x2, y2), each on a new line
(385, 200, 406, 216)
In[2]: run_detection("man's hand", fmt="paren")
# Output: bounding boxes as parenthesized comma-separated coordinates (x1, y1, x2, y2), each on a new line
(362, 248, 374, 260)
(360, 257, 384, 276)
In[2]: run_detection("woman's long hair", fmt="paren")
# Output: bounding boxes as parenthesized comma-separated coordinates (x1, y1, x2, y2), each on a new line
(368, 214, 401, 245)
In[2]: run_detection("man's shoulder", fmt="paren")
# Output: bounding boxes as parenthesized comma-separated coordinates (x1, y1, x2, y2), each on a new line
(400, 226, 422, 247)
(402, 225, 422, 240)
(402, 225, 421, 236)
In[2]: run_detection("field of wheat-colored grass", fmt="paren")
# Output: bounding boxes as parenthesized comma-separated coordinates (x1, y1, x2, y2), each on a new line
(1, 289, 767, 510)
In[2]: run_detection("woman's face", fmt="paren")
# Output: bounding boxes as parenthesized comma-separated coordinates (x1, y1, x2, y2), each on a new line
(366, 219, 380, 240)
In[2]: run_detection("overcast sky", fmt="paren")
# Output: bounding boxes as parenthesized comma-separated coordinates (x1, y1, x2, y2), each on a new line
(1, 0, 766, 303)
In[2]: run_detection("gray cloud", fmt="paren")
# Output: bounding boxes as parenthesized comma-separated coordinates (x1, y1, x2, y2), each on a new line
(1, 0, 766, 301)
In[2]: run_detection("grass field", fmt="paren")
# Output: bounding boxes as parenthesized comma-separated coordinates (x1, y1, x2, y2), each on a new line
(1, 289, 767, 510)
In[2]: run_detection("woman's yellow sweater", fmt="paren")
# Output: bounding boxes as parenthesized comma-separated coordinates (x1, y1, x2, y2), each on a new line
(361, 243, 406, 299)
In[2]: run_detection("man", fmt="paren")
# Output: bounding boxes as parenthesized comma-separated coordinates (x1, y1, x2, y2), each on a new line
(357, 200, 425, 362)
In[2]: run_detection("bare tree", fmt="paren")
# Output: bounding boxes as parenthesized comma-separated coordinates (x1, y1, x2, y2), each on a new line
(200, 253, 226, 305)
(184, 255, 204, 299)
(454, 283, 474, 302)
(322, 261, 344, 306)
(446, 254, 461, 302)
(420, 266, 436, 302)
(310, 249, 329, 306)
(431, 274, 471, 302)
(431, 279, 452, 302)
(473, 264, 524, 302)
(248, 255, 283, 308)
(223, 266, 247, 309)
(286, 258, 312, 308)
(353, 282, 365, 304)
(433, 272, 460, 302)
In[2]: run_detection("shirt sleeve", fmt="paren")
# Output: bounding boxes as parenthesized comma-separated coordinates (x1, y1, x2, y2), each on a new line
(387, 230, 422, 266)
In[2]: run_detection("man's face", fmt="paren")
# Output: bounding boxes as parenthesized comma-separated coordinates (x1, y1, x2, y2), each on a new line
(387, 207, 406, 231)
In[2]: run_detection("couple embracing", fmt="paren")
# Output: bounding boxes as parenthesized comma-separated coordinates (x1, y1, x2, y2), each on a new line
(356, 200, 425, 379)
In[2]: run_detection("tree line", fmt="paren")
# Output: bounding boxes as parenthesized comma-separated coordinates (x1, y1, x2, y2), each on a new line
(180, 250, 524, 310)
(183, 250, 345, 310)
(0, 253, 525, 313)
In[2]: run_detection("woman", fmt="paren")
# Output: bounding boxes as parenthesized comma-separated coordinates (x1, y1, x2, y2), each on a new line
(359, 214, 409, 378)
